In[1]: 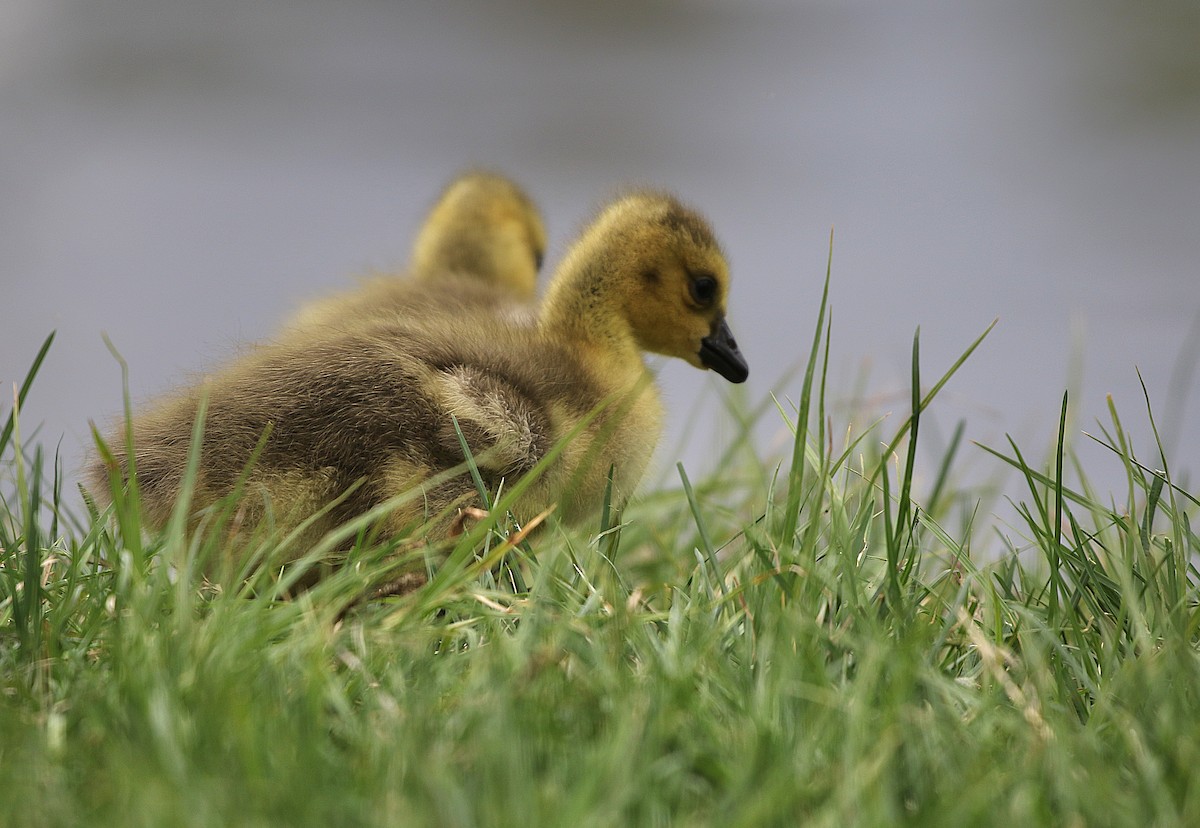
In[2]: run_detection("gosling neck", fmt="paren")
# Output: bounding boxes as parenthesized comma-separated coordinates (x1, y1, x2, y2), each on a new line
(539, 256, 640, 361)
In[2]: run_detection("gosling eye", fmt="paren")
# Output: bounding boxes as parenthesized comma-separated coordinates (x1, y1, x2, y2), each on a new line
(689, 274, 717, 306)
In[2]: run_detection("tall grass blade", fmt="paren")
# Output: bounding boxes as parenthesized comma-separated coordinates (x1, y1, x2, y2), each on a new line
(885, 328, 922, 609)
(1049, 391, 1068, 619)
(0, 331, 54, 459)
(781, 230, 833, 546)
(866, 319, 997, 492)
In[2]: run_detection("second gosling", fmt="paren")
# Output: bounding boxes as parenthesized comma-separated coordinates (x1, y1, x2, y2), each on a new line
(286, 170, 547, 332)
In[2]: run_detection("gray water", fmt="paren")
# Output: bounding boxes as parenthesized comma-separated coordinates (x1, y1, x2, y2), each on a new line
(3, 0, 1198, 522)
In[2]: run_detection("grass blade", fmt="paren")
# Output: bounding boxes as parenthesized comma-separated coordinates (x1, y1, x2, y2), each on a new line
(0, 332, 55, 460)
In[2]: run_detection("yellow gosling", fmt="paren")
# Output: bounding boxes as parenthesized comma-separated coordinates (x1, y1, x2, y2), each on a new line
(89, 190, 747, 572)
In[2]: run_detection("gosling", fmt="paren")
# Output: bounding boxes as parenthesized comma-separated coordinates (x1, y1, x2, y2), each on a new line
(286, 170, 547, 332)
(90, 191, 748, 559)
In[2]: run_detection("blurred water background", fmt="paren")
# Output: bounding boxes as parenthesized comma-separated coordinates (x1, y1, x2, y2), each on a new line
(3, 0, 1198, 524)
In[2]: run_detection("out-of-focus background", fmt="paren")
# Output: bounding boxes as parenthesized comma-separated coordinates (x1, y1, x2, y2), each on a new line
(3, 0, 1198, 509)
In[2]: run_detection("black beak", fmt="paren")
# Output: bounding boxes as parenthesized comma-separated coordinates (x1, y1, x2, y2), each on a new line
(699, 317, 749, 383)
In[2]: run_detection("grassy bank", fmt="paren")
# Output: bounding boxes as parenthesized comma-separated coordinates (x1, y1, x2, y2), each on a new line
(3, 283, 1199, 826)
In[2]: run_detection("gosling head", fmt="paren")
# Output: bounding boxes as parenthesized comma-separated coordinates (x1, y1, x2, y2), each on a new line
(409, 170, 547, 298)
(549, 191, 748, 383)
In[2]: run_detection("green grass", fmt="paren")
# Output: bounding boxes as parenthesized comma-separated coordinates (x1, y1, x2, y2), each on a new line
(3, 280, 1200, 827)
